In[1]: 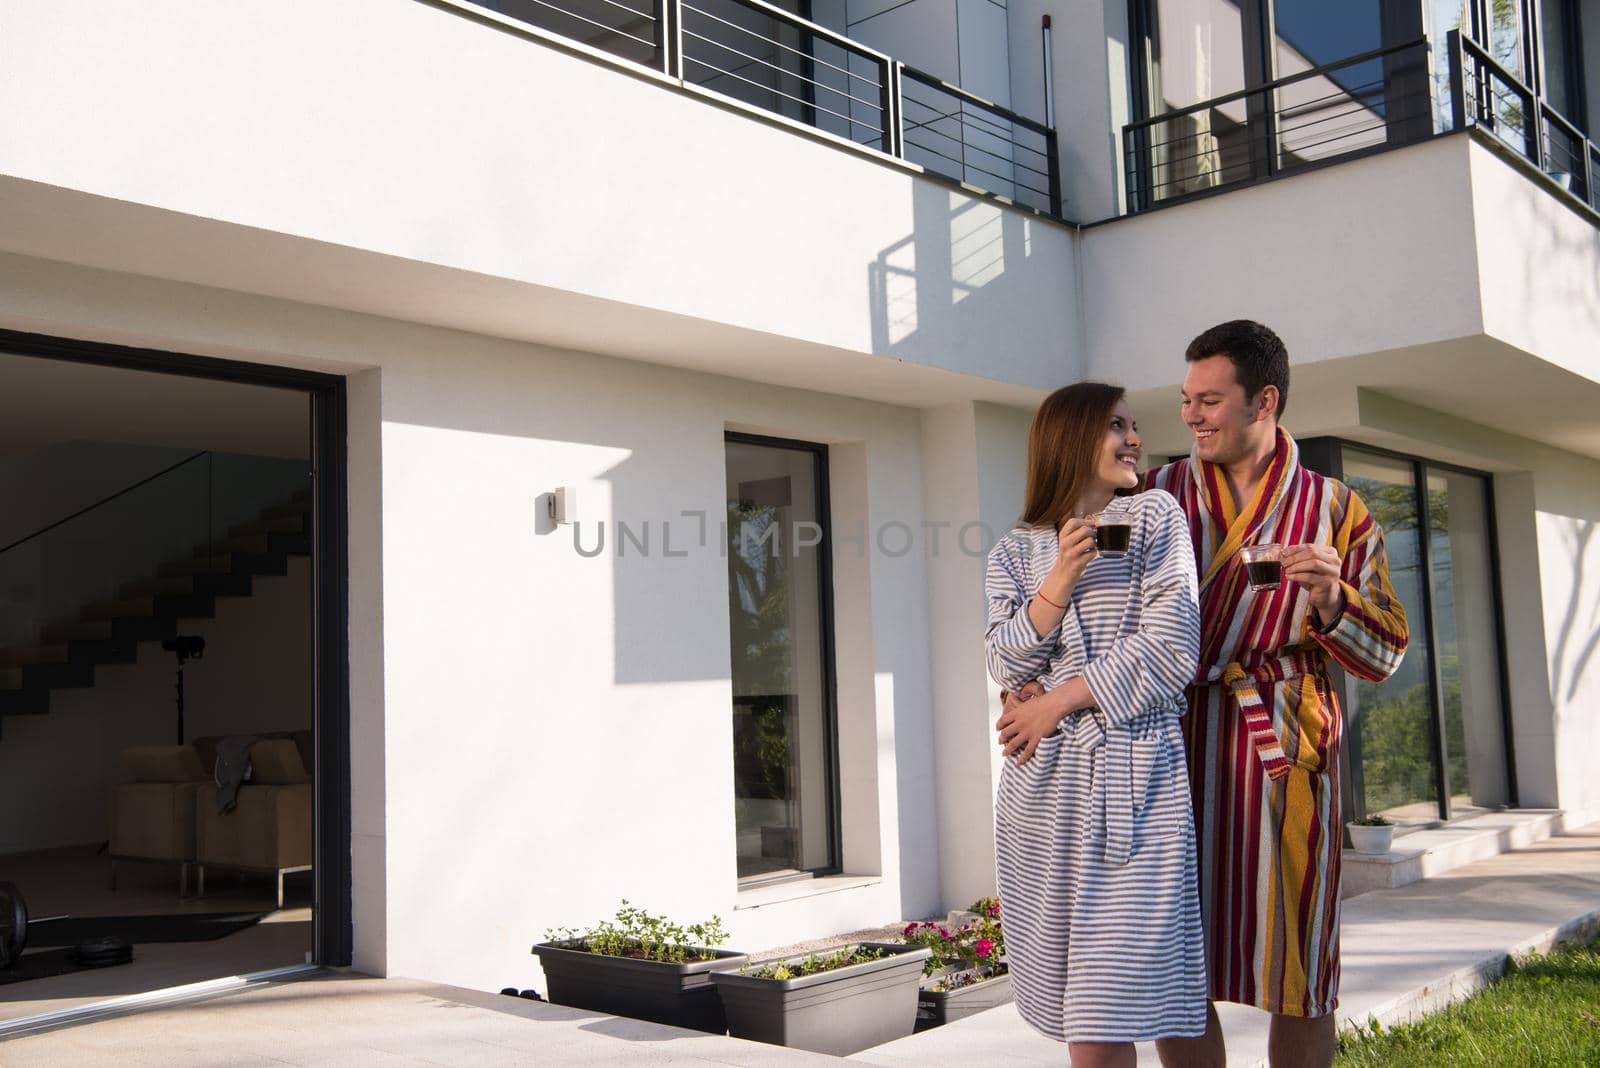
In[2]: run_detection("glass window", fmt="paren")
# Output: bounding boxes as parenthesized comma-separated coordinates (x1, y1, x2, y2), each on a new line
(1426, 468, 1510, 814)
(1430, 1, 1472, 131)
(725, 437, 836, 881)
(1341, 449, 1440, 823)
(1271, 0, 1388, 164)
(1144, 0, 1253, 200)
(1540, 0, 1585, 127)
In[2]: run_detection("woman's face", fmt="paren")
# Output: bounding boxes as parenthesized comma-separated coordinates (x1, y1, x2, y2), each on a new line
(1094, 399, 1143, 492)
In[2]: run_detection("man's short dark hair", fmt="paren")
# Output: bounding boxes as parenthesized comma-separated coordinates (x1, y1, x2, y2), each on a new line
(1185, 320, 1290, 418)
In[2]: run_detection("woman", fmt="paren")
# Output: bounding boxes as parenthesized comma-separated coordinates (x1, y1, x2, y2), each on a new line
(985, 382, 1205, 1067)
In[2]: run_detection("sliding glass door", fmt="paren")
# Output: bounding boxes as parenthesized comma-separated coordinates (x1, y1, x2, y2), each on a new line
(1304, 440, 1513, 825)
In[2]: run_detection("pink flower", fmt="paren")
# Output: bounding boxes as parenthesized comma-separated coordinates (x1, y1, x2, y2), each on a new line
(938, 927, 951, 940)
(975, 938, 994, 959)
(903, 923, 918, 938)
(987, 903, 1000, 917)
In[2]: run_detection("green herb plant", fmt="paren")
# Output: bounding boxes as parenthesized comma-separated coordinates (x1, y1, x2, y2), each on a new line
(1351, 813, 1392, 827)
(546, 900, 728, 963)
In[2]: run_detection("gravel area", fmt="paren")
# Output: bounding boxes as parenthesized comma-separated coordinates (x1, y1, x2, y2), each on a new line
(751, 920, 923, 961)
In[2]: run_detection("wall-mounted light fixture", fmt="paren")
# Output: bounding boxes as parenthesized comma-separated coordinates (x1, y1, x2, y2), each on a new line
(547, 486, 575, 525)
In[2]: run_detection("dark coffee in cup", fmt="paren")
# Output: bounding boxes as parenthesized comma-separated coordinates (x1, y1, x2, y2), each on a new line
(1094, 521, 1131, 556)
(1246, 559, 1282, 590)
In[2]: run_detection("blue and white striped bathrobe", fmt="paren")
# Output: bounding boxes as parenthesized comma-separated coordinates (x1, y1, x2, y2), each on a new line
(985, 489, 1207, 1043)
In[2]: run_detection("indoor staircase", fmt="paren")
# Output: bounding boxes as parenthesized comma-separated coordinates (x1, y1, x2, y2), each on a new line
(0, 490, 311, 732)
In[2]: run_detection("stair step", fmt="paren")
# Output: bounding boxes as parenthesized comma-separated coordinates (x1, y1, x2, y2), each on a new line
(82, 596, 156, 622)
(0, 644, 68, 668)
(120, 575, 195, 598)
(197, 534, 270, 556)
(42, 620, 113, 644)
(262, 501, 311, 520)
(24, 659, 95, 690)
(162, 554, 232, 577)
(67, 636, 138, 667)
(0, 689, 47, 715)
(1342, 809, 1564, 897)
(228, 515, 304, 537)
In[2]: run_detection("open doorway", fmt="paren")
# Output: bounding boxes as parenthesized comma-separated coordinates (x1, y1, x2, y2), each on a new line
(0, 332, 348, 1026)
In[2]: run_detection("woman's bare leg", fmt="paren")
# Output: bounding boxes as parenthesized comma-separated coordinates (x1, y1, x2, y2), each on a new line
(1068, 1041, 1136, 1068)
(1155, 1000, 1225, 1067)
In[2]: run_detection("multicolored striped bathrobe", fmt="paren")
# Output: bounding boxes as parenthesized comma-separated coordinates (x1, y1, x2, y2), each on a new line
(1144, 428, 1408, 1017)
(985, 490, 1207, 1043)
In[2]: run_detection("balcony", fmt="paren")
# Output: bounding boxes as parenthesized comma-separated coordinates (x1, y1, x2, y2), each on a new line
(454, 0, 1061, 217)
(1122, 31, 1600, 226)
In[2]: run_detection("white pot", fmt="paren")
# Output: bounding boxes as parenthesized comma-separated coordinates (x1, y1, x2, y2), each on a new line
(1346, 822, 1394, 855)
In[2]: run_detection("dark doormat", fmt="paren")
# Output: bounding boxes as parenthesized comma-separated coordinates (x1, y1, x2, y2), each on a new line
(25, 911, 268, 947)
(0, 941, 134, 986)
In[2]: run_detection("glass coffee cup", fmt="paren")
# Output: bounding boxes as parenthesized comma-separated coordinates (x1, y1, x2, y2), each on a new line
(1240, 544, 1283, 591)
(1088, 509, 1132, 559)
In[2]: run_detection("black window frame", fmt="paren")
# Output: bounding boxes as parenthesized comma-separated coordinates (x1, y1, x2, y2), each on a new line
(1127, 0, 1431, 206)
(0, 326, 352, 968)
(723, 430, 843, 887)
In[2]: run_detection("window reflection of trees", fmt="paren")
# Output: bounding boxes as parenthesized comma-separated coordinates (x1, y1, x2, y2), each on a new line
(1345, 472, 1440, 818)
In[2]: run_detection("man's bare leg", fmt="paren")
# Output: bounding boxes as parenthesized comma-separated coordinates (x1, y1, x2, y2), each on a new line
(1068, 1041, 1135, 1068)
(1267, 1011, 1335, 1068)
(1155, 1001, 1224, 1068)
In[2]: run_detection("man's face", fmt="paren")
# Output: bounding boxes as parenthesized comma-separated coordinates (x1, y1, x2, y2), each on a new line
(1181, 355, 1272, 464)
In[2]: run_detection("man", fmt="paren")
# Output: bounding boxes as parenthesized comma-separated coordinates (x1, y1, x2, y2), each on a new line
(1005, 321, 1407, 1068)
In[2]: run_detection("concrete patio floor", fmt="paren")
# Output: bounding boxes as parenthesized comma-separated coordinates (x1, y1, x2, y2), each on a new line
(854, 825, 1600, 1067)
(0, 826, 1594, 1066)
(0, 973, 834, 1067)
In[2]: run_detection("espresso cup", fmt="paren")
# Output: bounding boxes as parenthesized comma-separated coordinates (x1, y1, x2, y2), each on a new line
(1089, 510, 1132, 558)
(1240, 544, 1283, 592)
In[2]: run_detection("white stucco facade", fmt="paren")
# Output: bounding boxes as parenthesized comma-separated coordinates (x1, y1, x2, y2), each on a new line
(0, 0, 1596, 1007)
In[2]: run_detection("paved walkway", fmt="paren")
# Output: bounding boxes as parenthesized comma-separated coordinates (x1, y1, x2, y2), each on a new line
(0, 828, 1594, 1066)
(853, 826, 1600, 1066)
(0, 974, 831, 1067)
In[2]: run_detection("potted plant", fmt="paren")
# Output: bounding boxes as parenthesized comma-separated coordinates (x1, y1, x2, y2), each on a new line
(1346, 813, 1394, 855)
(532, 900, 747, 1033)
(709, 942, 932, 1055)
(905, 896, 1013, 1030)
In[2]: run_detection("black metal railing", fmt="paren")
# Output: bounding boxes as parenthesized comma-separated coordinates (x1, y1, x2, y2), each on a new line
(1452, 30, 1600, 215)
(899, 67, 1059, 215)
(1124, 38, 1433, 212)
(453, 0, 1061, 217)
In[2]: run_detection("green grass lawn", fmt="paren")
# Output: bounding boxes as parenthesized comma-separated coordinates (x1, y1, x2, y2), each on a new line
(1336, 934, 1600, 1067)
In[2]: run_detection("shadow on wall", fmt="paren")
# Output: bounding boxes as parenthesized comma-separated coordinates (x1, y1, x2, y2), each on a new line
(869, 179, 1071, 384)
(1548, 521, 1599, 707)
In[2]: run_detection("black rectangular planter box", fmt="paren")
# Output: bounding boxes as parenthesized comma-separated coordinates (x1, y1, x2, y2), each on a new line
(709, 942, 932, 1056)
(531, 940, 748, 1033)
(915, 971, 1013, 1031)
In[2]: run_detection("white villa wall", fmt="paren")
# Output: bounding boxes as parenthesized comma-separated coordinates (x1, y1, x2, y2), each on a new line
(0, 558, 312, 855)
(0, 251, 961, 994)
(1469, 138, 1600, 386)
(1009, 0, 1134, 222)
(0, 0, 1081, 399)
(1080, 136, 1488, 392)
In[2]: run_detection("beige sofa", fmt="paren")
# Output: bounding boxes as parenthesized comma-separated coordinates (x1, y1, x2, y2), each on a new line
(109, 744, 209, 894)
(109, 732, 313, 906)
(194, 738, 313, 908)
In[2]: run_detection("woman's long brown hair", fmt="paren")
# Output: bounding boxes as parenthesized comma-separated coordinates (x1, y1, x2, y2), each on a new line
(1020, 382, 1126, 530)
